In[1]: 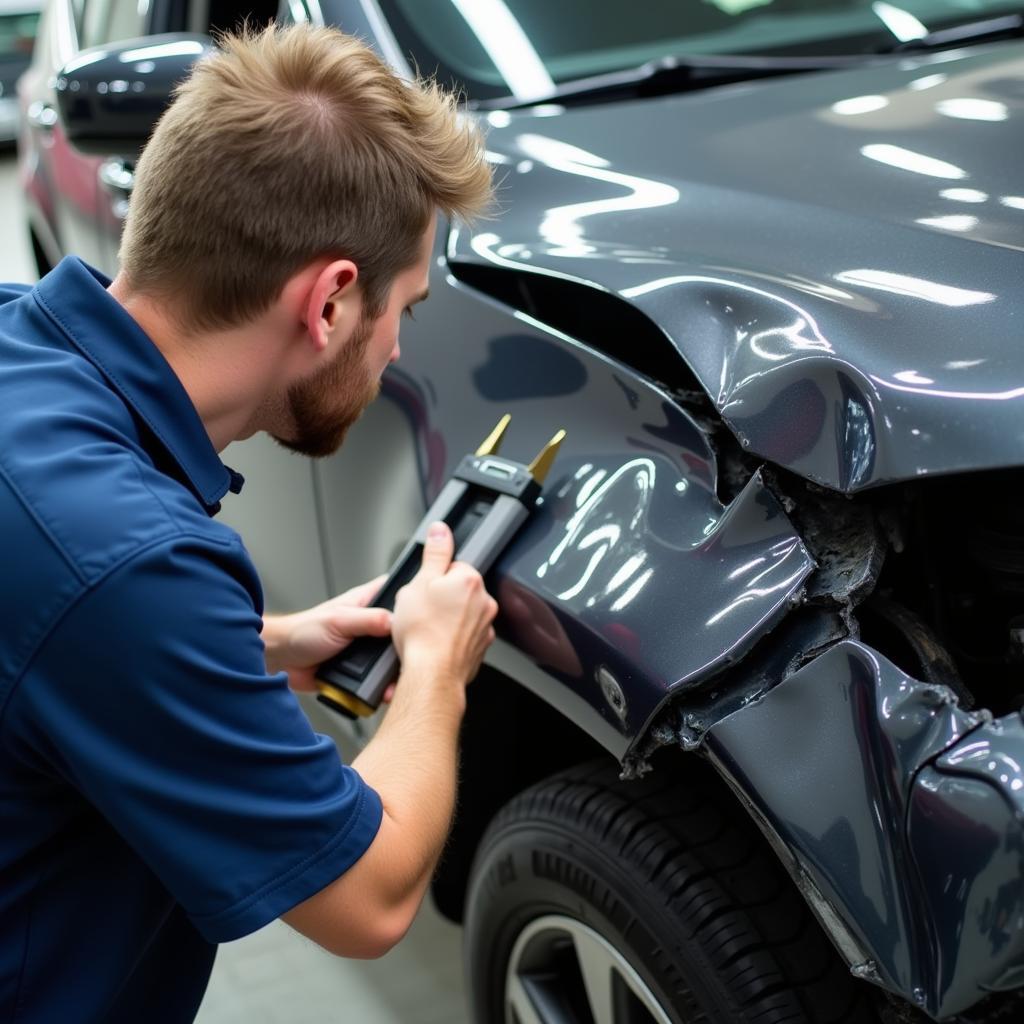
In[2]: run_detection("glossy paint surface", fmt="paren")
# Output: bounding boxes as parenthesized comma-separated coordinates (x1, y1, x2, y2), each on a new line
(704, 639, 1016, 1017)
(367, 41, 1024, 1005)
(909, 714, 1024, 1016)
(457, 42, 1024, 491)
(381, 270, 813, 743)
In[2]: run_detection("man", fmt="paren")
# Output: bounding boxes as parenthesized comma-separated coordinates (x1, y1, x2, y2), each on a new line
(0, 24, 496, 1022)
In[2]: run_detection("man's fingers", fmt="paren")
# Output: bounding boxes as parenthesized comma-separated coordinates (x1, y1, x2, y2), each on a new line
(328, 606, 392, 641)
(417, 521, 453, 580)
(318, 574, 387, 617)
(346, 574, 388, 607)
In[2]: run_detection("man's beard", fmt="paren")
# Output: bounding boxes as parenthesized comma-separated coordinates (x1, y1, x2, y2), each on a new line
(273, 312, 380, 458)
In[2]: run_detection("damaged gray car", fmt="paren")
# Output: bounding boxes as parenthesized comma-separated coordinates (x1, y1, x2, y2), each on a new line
(29, 0, 1024, 1021)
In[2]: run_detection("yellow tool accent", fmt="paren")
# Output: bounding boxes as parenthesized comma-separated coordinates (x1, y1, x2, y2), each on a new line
(316, 681, 375, 718)
(475, 414, 512, 457)
(528, 429, 567, 485)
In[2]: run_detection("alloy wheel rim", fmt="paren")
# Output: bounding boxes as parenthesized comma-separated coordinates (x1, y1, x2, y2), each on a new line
(504, 913, 674, 1024)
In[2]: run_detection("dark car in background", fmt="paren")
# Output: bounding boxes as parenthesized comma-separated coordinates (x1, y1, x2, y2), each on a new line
(19, 2, 1024, 1022)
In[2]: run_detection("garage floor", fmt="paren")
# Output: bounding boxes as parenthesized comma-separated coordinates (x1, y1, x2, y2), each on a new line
(195, 914, 466, 1024)
(0, 154, 470, 1024)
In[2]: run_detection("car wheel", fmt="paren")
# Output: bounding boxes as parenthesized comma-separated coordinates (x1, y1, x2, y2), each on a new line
(464, 759, 876, 1024)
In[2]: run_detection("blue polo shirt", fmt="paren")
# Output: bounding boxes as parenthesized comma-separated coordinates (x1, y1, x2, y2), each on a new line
(0, 258, 383, 1023)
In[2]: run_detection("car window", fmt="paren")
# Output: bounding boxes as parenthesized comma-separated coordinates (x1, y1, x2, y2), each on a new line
(205, 0, 277, 33)
(0, 9, 39, 61)
(183, 1, 277, 35)
(376, 0, 1024, 100)
(278, 0, 311, 24)
(78, 0, 147, 50)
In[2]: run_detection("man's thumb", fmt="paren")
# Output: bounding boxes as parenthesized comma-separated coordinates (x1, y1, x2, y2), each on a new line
(419, 521, 453, 578)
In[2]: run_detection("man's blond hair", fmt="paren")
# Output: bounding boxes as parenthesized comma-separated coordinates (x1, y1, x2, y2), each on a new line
(119, 24, 493, 331)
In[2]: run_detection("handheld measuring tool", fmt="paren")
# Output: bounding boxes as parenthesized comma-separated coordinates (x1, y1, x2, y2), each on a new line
(316, 416, 565, 719)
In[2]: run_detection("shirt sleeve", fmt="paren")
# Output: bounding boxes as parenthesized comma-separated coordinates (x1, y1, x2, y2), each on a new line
(17, 532, 383, 942)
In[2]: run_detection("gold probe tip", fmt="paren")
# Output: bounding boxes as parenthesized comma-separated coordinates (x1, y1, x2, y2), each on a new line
(528, 429, 567, 485)
(475, 413, 512, 457)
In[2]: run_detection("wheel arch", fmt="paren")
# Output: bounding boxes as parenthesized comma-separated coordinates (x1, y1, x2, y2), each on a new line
(431, 664, 611, 923)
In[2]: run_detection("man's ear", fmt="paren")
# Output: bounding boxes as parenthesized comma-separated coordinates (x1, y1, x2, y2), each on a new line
(303, 260, 359, 352)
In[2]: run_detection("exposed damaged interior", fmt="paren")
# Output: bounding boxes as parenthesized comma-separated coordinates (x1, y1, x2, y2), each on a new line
(861, 470, 1024, 713)
(712, 425, 1023, 718)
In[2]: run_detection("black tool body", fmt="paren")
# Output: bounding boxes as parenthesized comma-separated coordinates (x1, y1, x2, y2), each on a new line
(316, 418, 563, 719)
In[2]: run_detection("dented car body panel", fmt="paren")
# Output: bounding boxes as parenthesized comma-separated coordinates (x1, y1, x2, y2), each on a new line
(704, 641, 1021, 1017)
(356, 46, 1024, 1016)
(379, 273, 815, 747)
(912, 716, 1024, 1015)
(453, 43, 1024, 493)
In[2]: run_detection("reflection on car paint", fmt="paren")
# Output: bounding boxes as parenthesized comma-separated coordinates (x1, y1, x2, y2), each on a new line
(512, 133, 680, 259)
(910, 715, 1024, 1014)
(705, 640, 1000, 1018)
(505, 459, 813, 738)
(386, 275, 814, 741)
(471, 332, 589, 401)
(453, 45, 1024, 492)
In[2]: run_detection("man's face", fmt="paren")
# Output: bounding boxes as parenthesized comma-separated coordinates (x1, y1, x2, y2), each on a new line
(275, 222, 435, 458)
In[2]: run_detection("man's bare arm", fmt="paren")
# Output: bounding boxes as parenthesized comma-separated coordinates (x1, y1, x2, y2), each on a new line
(281, 523, 496, 957)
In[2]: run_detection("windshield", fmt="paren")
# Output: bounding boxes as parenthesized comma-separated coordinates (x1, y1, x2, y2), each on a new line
(376, 0, 1024, 101)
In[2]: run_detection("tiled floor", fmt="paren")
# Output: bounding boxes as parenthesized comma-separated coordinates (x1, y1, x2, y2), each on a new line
(0, 156, 471, 1024)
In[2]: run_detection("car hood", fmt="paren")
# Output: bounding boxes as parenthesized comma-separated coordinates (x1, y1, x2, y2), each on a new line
(454, 42, 1024, 492)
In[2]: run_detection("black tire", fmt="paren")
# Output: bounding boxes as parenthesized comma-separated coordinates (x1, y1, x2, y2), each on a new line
(464, 758, 878, 1024)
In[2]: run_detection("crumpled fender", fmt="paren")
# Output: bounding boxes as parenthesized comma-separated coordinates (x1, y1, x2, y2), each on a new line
(705, 639, 1024, 1018)
(382, 272, 814, 753)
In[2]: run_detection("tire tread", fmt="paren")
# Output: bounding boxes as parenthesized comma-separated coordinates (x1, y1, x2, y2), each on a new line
(480, 758, 877, 1024)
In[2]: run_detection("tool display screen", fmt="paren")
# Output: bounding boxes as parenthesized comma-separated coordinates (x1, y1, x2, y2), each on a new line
(479, 459, 515, 480)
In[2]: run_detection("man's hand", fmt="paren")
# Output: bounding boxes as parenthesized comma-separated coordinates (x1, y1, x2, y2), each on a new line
(391, 522, 498, 701)
(262, 575, 390, 691)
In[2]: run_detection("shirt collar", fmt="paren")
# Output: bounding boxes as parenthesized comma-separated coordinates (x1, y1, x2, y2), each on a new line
(33, 257, 244, 513)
